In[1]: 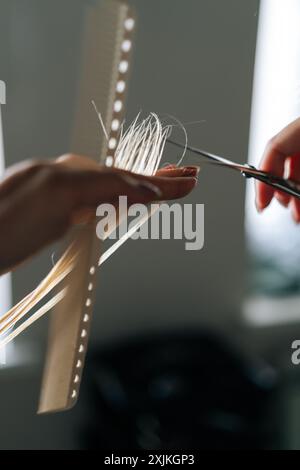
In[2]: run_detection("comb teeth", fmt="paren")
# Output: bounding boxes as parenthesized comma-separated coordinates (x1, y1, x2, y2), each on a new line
(0, 1, 170, 412)
(0, 0, 162, 413)
(105, 11, 135, 167)
(38, 0, 136, 414)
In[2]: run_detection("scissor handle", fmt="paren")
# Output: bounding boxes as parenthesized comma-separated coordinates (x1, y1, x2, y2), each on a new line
(243, 166, 300, 200)
(260, 175, 300, 199)
(167, 138, 300, 199)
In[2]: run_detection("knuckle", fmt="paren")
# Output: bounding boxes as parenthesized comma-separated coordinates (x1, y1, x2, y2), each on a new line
(24, 159, 50, 175)
(56, 153, 78, 165)
(40, 165, 65, 190)
(40, 166, 63, 192)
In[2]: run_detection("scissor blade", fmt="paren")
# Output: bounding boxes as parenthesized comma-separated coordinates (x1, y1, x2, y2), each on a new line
(167, 138, 236, 166)
(167, 138, 300, 199)
(167, 138, 265, 176)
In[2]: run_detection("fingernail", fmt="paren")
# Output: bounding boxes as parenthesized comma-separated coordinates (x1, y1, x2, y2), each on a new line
(183, 166, 200, 176)
(162, 166, 183, 173)
(160, 166, 179, 172)
(277, 198, 289, 208)
(121, 174, 162, 198)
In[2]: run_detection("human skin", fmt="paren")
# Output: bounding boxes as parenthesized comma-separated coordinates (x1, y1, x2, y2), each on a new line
(256, 117, 300, 223)
(0, 154, 199, 274)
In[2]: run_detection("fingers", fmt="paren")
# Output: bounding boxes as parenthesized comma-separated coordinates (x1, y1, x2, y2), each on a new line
(145, 174, 197, 200)
(2, 156, 198, 225)
(156, 165, 200, 178)
(53, 155, 199, 206)
(70, 166, 199, 225)
(287, 154, 300, 223)
(60, 168, 163, 209)
(287, 153, 300, 181)
(290, 198, 300, 224)
(57, 154, 200, 180)
(0, 156, 199, 272)
(56, 155, 199, 202)
(0, 166, 161, 271)
(256, 117, 300, 212)
(256, 140, 286, 211)
(65, 167, 197, 208)
(55, 153, 101, 170)
(274, 190, 291, 208)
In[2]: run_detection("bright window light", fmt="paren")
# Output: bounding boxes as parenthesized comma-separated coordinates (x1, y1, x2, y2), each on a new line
(245, 0, 300, 325)
(0, 90, 12, 365)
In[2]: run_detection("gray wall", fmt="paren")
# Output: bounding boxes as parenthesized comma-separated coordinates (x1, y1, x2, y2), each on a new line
(96, 0, 258, 345)
(0, 0, 258, 449)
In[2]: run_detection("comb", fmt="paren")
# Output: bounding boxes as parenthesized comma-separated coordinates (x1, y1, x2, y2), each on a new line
(38, 0, 135, 413)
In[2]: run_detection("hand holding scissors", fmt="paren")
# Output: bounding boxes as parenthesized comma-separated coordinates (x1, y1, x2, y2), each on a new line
(168, 116, 300, 223)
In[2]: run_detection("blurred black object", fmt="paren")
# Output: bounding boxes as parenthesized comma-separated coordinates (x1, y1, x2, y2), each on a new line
(79, 331, 279, 450)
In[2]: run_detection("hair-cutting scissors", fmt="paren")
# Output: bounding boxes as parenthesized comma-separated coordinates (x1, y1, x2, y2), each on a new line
(167, 139, 300, 199)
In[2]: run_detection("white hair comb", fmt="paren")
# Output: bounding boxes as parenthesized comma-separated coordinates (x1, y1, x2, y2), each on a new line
(38, 0, 136, 413)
